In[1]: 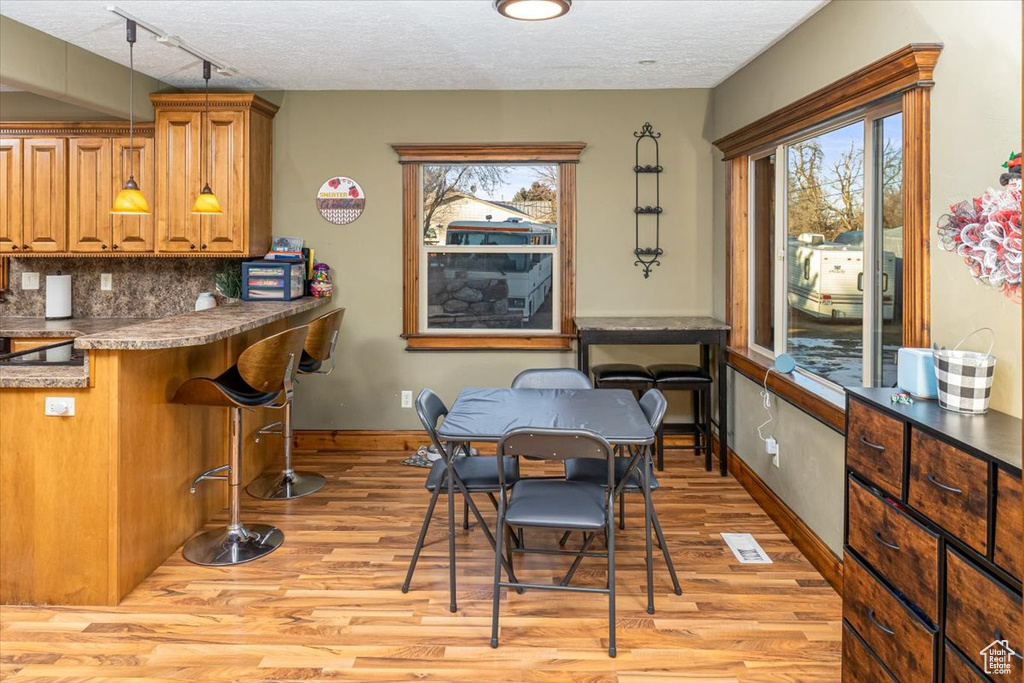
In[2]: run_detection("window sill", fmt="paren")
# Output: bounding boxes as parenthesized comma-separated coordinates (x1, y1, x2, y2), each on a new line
(404, 334, 575, 352)
(726, 346, 846, 433)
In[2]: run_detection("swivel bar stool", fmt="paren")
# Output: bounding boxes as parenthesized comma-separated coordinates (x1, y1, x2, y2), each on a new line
(248, 307, 345, 500)
(173, 325, 308, 566)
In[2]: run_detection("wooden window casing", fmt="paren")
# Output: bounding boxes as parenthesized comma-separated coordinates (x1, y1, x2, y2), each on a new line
(392, 143, 585, 351)
(714, 43, 942, 431)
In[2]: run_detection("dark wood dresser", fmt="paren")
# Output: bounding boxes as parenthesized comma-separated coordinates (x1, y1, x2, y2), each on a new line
(843, 387, 1022, 682)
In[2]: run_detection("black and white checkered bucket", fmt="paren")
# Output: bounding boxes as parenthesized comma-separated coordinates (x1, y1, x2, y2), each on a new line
(933, 328, 996, 415)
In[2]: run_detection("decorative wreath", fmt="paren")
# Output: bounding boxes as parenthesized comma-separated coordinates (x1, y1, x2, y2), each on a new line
(936, 152, 1022, 303)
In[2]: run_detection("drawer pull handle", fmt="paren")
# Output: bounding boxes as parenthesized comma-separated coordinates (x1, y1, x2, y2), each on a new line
(867, 608, 895, 636)
(926, 473, 963, 495)
(873, 531, 900, 551)
(859, 435, 885, 451)
(993, 631, 1024, 660)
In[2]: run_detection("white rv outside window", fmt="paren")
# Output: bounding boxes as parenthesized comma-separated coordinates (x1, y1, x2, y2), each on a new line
(748, 102, 903, 389)
(419, 164, 560, 333)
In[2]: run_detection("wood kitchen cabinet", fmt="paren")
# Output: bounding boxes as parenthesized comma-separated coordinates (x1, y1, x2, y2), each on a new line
(22, 137, 66, 252)
(152, 93, 277, 255)
(68, 137, 113, 253)
(0, 94, 275, 263)
(0, 138, 22, 253)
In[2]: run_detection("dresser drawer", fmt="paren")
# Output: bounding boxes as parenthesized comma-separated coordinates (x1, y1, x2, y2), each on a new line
(844, 553, 936, 683)
(908, 430, 989, 555)
(846, 475, 940, 620)
(843, 621, 896, 682)
(994, 467, 1023, 582)
(944, 641, 988, 682)
(847, 399, 905, 496)
(945, 548, 1023, 682)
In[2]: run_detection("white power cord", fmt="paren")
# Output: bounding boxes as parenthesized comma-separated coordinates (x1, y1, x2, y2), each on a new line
(756, 366, 774, 443)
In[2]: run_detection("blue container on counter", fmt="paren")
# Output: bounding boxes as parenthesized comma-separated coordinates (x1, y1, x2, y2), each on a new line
(242, 261, 306, 301)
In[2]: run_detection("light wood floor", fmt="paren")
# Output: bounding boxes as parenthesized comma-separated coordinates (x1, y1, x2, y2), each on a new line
(0, 450, 842, 682)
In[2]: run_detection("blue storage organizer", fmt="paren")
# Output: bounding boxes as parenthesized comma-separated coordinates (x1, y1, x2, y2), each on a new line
(242, 261, 306, 301)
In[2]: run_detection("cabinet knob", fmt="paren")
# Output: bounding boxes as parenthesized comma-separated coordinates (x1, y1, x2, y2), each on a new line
(21, 245, 29, 250)
(101, 244, 108, 250)
(200, 244, 207, 250)
(11, 245, 18, 250)
(189, 244, 196, 250)
(112, 244, 119, 250)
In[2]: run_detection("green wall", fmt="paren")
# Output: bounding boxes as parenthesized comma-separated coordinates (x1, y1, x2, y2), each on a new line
(275, 89, 716, 429)
(710, 0, 1022, 554)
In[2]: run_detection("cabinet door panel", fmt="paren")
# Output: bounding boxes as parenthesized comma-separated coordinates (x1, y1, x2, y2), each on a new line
(111, 137, 155, 253)
(0, 138, 22, 252)
(23, 138, 66, 252)
(200, 110, 245, 253)
(156, 112, 201, 253)
(69, 138, 113, 253)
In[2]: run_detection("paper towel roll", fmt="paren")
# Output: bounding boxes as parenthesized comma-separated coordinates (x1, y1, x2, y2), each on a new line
(45, 274, 72, 319)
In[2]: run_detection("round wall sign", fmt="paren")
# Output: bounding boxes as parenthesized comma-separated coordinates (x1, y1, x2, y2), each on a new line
(316, 176, 366, 224)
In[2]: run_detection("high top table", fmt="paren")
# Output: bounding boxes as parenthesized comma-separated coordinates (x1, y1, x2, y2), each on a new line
(574, 316, 731, 476)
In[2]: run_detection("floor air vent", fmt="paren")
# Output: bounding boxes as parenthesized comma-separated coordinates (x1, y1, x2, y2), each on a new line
(721, 533, 772, 564)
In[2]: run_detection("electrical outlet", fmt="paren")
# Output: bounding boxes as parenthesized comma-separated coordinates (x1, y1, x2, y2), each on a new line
(765, 436, 778, 454)
(772, 451, 780, 468)
(401, 390, 413, 408)
(45, 397, 75, 416)
(100, 273, 113, 291)
(22, 272, 40, 290)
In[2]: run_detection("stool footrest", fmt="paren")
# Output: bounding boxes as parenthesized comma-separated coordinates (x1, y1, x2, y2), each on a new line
(190, 464, 230, 493)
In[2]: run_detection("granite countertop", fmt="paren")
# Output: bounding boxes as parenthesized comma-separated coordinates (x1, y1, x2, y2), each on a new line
(0, 363, 90, 389)
(74, 298, 330, 350)
(574, 316, 731, 331)
(1, 298, 331, 388)
(0, 317, 154, 339)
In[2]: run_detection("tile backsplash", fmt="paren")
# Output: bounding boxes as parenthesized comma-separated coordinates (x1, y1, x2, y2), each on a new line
(1, 257, 242, 318)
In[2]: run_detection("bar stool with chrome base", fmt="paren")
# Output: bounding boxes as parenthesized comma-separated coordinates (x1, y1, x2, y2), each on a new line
(173, 325, 308, 566)
(248, 308, 345, 500)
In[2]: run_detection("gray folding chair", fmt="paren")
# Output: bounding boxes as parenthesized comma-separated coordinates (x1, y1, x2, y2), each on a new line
(491, 427, 618, 658)
(511, 367, 593, 389)
(563, 388, 682, 613)
(402, 389, 520, 612)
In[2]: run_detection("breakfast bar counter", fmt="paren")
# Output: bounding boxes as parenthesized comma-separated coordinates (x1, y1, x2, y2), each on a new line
(0, 297, 332, 606)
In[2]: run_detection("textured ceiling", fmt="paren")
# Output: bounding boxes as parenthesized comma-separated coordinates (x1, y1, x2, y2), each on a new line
(0, 0, 827, 90)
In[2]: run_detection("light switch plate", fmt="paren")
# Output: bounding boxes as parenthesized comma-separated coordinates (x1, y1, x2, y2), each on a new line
(100, 273, 113, 291)
(45, 397, 75, 416)
(22, 272, 40, 290)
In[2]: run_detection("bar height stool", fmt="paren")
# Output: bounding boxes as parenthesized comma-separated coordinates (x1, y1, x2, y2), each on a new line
(173, 325, 308, 566)
(248, 308, 345, 500)
(649, 363, 712, 471)
(590, 364, 655, 399)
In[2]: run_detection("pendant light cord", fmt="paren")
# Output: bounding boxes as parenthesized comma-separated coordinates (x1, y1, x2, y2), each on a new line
(203, 61, 211, 187)
(127, 19, 136, 181)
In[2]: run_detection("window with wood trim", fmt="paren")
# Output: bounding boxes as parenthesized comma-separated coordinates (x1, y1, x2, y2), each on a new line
(716, 44, 940, 422)
(392, 143, 585, 351)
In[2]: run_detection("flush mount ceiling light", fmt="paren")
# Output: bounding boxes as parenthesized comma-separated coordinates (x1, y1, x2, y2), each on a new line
(494, 0, 571, 21)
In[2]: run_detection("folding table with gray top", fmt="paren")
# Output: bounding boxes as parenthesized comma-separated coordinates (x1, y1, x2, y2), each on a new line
(438, 387, 680, 612)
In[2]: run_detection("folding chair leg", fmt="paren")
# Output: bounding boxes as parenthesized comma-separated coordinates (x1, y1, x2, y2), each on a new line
(447, 458, 457, 613)
(402, 480, 443, 593)
(490, 505, 505, 649)
(607, 509, 617, 658)
(557, 529, 572, 547)
(618, 490, 626, 530)
(657, 424, 665, 471)
(651, 504, 682, 595)
(643, 464, 655, 614)
(463, 497, 470, 530)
